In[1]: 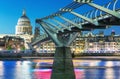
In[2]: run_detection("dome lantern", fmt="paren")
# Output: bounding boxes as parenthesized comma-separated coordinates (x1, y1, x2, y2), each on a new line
(22, 9, 26, 16)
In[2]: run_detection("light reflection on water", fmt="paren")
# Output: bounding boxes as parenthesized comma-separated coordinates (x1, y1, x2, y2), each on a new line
(33, 69, 84, 79)
(105, 68, 114, 79)
(0, 60, 120, 79)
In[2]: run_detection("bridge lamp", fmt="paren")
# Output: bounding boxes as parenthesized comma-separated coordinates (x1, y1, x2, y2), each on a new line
(74, 0, 92, 3)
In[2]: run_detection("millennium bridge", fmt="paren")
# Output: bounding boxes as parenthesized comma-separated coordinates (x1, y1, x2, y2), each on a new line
(30, 0, 120, 79)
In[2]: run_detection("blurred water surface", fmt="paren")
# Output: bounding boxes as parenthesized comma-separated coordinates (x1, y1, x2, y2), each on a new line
(0, 60, 120, 79)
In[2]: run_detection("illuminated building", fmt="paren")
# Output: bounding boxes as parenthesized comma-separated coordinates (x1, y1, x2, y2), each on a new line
(5, 36, 24, 50)
(84, 31, 120, 53)
(0, 38, 5, 50)
(0, 36, 25, 50)
(71, 33, 85, 54)
(38, 40, 55, 53)
(16, 10, 32, 35)
(0, 10, 33, 50)
(15, 9, 33, 49)
(37, 31, 120, 54)
(37, 33, 85, 54)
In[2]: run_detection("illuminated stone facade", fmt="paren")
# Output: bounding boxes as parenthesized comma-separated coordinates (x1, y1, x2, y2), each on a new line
(16, 10, 32, 35)
(0, 34, 33, 50)
(84, 31, 120, 53)
(37, 31, 120, 54)
(36, 40, 55, 53)
(0, 10, 33, 50)
(71, 34, 85, 54)
(36, 33, 85, 54)
(0, 36, 25, 50)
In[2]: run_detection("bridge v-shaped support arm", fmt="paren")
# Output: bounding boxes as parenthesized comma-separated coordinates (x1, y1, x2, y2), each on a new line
(44, 20, 64, 32)
(88, 3, 120, 19)
(27, 42, 36, 51)
(39, 21, 63, 46)
(39, 21, 78, 46)
(51, 18, 71, 31)
(42, 21, 58, 33)
(69, 11, 99, 25)
(67, 32, 80, 45)
(58, 15, 82, 29)
(31, 34, 48, 46)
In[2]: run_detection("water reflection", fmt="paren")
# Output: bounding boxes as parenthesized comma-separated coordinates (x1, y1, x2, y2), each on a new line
(15, 61, 32, 79)
(0, 60, 120, 79)
(21, 61, 32, 79)
(0, 61, 4, 79)
(105, 68, 114, 79)
(114, 67, 120, 79)
(33, 69, 52, 79)
(3, 61, 16, 79)
(15, 61, 22, 79)
(0, 61, 32, 79)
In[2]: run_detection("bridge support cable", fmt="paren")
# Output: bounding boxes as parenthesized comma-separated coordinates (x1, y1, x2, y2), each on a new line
(44, 20, 63, 32)
(113, 0, 118, 11)
(46, 21, 61, 30)
(58, 15, 82, 29)
(87, 3, 120, 19)
(51, 18, 71, 31)
(42, 24, 58, 34)
(87, 1, 112, 19)
(42, 21, 60, 33)
(89, 10, 95, 18)
(37, 21, 76, 79)
(59, 7, 99, 26)
(85, 10, 93, 19)
(70, 11, 99, 25)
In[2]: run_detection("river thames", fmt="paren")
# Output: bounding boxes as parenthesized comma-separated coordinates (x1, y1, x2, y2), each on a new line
(0, 60, 120, 79)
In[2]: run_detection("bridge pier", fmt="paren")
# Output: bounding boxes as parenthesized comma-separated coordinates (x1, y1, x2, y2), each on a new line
(51, 46, 75, 79)
(36, 20, 78, 79)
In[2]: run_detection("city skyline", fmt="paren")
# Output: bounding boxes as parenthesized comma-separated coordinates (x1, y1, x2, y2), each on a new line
(0, 0, 72, 34)
(0, 0, 120, 35)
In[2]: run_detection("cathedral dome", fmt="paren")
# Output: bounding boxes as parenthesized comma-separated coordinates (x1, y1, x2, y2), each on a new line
(17, 10, 31, 26)
(18, 15, 30, 22)
(16, 10, 32, 35)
